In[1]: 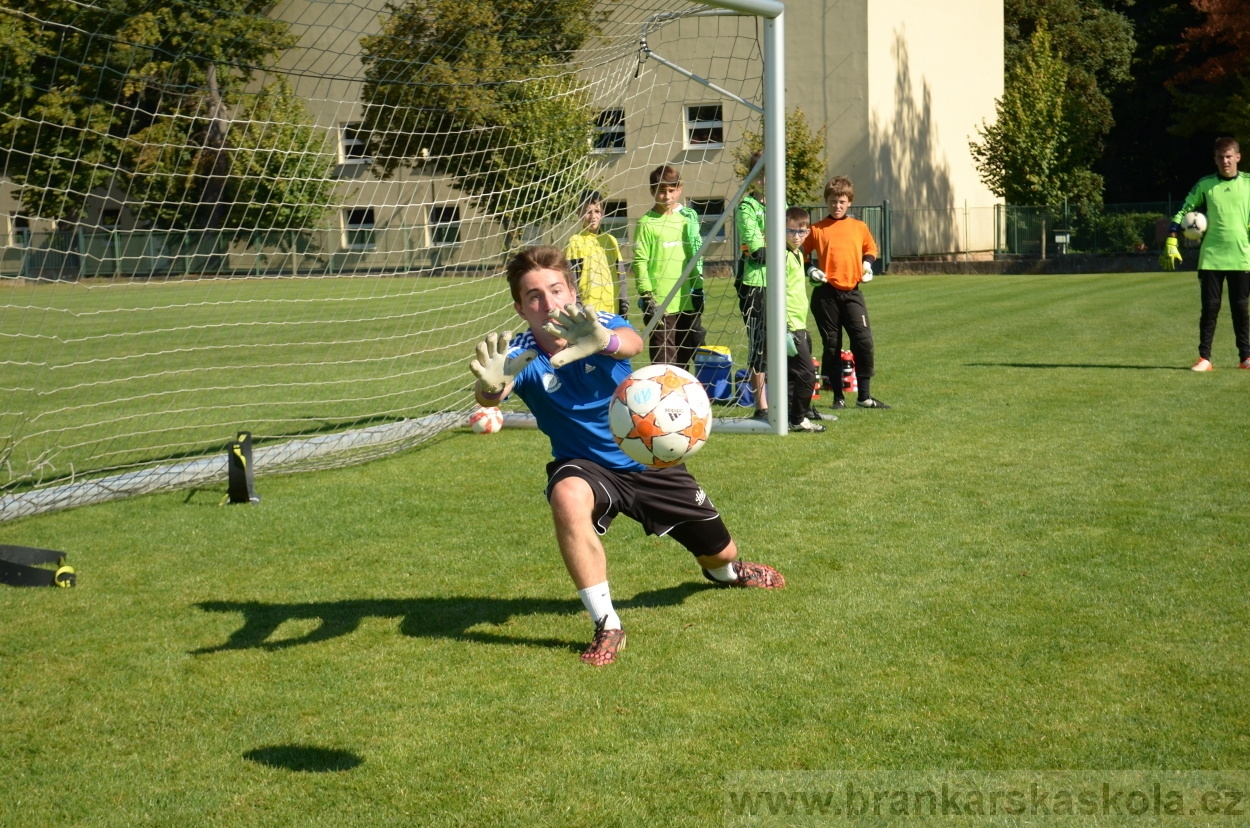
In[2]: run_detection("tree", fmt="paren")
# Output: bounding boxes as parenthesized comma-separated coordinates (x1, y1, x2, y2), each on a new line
(1168, 0, 1250, 142)
(121, 79, 336, 240)
(971, 22, 1101, 206)
(358, 0, 605, 248)
(0, 0, 332, 233)
(1003, 0, 1135, 203)
(731, 107, 828, 205)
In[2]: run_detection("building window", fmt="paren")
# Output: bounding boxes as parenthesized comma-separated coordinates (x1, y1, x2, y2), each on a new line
(688, 198, 726, 241)
(429, 205, 461, 247)
(339, 122, 370, 164)
(593, 108, 626, 153)
(685, 104, 724, 149)
(342, 207, 376, 250)
(600, 200, 629, 244)
(9, 214, 29, 247)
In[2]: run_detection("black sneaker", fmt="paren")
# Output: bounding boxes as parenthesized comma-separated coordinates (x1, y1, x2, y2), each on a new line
(751, 409, 770, 421)
(856, 397, 891, 409)
(831, 398, 846, 410)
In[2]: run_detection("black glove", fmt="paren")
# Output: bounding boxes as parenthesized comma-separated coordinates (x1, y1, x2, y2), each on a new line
(749, 247, 767, 265)
(617, 298, 630, 318)
(690, 288, 705, 314)
(638, 292, 657, 324)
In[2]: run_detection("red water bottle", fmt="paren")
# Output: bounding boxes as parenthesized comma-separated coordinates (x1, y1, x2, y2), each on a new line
(840, 350, 857, 394)
(811, 358, 821, 400)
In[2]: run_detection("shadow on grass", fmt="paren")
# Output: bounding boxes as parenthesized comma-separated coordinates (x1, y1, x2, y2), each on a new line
(192, 583, 706, 655)
(966, 362, 1191, 371)
(243, 745, 363, 773)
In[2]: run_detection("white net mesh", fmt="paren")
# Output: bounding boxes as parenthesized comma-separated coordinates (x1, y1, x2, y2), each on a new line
(0, 0, 769, 518)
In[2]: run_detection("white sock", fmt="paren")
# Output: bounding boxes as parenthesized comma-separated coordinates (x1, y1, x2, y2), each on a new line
(577, 581, 621, 630)
(705, 562, 737, 583)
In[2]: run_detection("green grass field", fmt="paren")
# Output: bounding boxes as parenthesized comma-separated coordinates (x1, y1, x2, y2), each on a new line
(2, 271, 1248, 827)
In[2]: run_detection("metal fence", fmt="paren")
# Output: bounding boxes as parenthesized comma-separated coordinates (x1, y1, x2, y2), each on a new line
(994, 202, 1178, 257)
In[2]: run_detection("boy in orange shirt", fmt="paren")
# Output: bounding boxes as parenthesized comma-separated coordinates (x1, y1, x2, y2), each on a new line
(802, 175, 889, 409)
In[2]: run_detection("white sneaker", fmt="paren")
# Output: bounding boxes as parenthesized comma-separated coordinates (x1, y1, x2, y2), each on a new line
(791, 418, 826, 433)
(1191, 357, 1213, 372)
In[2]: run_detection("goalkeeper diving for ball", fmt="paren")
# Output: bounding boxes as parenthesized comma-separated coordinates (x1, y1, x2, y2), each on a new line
(470, 246, 785, 667)
(1162, 136, 1250, 371)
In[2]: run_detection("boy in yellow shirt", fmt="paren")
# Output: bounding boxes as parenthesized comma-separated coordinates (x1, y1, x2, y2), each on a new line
(565, 191, 628, 317)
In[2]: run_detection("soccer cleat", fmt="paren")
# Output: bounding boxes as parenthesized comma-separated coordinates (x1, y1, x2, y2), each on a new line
(830, 398, 847, 410)
(702, 561, 786, 589)
(856, 397, 891, 409)
(751, 408, 770, 421)
(791, 418, 826, 433)
(580, 617, 626, 666)
(1240, 357, 1250, 370)
(1191, 357, 1214, 372)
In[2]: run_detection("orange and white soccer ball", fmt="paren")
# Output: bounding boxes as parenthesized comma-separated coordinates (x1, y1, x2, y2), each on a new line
(609, 364, 712, 468)
(468, 406, 504, 434)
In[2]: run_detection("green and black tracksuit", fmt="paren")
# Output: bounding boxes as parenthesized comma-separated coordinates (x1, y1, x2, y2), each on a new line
(1171, 172, 1250, 360)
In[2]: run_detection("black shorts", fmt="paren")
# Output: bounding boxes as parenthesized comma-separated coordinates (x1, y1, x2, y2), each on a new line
(545, 459, 732, 558)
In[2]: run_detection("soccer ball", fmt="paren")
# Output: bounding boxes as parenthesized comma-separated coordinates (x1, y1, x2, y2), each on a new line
(468, 406, 504, 434)
(608, 364, 712, 468)
(1182, 211, 1207, 240)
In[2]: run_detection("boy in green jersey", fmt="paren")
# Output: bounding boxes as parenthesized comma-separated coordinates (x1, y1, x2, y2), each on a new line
(1163, 136, 1250, 371)
(783, 207, 826, 432)
(632, 165, 705, 370)
(735, 150, 772, 419)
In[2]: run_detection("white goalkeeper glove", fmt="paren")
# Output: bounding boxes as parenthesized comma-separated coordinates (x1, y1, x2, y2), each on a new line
(806, 265, 826, 285)
(1161, 237, 1182, 271)
(542, 303, 614, 368)
(470, 330, 537, 395)
(861, 261, 873, 282)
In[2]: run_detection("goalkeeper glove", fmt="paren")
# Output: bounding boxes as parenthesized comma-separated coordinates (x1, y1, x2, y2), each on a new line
(861, 261, 873, 282)
(786, 331, 798, 357)
(749, 247, 767, 265)
(1161, 237, 1182, 271)
(690, 288, 705, 314)
(471, 330, 537, 395)
(542, 303, 614, 368)
(617, 298, 630, 318)
(806, 265, 826, 285)
(638, 292, 657, 323)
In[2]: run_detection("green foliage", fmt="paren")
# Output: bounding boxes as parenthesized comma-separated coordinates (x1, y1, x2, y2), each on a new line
(971, 22, 1103, 206)
(1095, 211, 1165, 253)
(1006, 0, 1134, 163)
(731, 107, 828, 205)
(358, 0, 605, 246)
(0, 0, 329, 229)
(121, 79, 335, 240)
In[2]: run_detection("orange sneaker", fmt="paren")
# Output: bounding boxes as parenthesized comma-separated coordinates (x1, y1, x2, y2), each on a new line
(1191, 357, 1213, 372)
(1240, 357, 1250, 370)
(581, 618, 626, 666)
(703, 561, 786, 589)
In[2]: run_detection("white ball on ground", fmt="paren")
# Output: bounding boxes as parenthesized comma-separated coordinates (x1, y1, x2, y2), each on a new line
(468, 406, 504, 434)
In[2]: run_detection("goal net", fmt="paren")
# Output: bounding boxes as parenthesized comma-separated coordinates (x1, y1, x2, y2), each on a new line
(0, 0, 776, 519)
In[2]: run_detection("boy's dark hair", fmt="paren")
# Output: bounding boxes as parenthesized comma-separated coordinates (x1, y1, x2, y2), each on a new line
(747, 149, 764, 174)
(824, 176, 854, 203)
(785, 206, 811, 226)
(1214, 136, 1240, 155)
(579, 190, 603, 212)
(505, 245, 574, 303)
(649, 164, 682, 192)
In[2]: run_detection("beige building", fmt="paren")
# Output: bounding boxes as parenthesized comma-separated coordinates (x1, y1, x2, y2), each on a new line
(2, 0, 1002, 274)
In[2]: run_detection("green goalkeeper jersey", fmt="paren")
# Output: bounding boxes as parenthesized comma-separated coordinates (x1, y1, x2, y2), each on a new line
(1171, 172, 1250, 271)
(632, 206, 705, 313)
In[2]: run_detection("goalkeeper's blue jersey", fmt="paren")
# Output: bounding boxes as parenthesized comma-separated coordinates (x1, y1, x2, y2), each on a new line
(507, 313, 645, 472)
